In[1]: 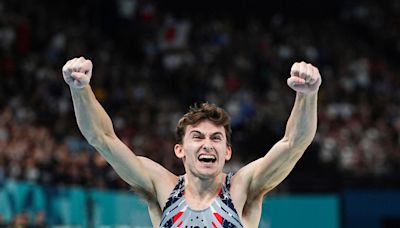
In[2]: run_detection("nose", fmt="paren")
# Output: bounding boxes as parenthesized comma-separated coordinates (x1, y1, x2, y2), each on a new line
(203, 145, 214, 152)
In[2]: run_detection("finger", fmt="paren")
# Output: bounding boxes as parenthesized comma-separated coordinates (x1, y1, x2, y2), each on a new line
(68, 58, 78, 72)
(81, 60, 92, 74)
(71, 71, 85, 80)
(71, 57, 86, 73)
(62, 59, 73, 73)
(299, 61, 307, 79)
(287, 76, 305, 86)
(309, 65, 322, 85)
(315, 68, 321, 83)
(76, 57, 90, 73)
(290, 62, 300, 77)
(305, 63, 313, 83)
(73, 56, 84, 67)
(309, 65, 319, 84)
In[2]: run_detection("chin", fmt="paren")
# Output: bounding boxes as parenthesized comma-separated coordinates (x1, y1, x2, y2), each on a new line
(196, 166, 222, 179)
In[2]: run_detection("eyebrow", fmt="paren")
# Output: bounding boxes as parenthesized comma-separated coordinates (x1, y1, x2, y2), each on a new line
(189, 130, 224, 137)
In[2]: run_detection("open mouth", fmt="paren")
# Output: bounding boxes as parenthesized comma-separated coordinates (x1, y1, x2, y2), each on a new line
(198, 154, 217, 163)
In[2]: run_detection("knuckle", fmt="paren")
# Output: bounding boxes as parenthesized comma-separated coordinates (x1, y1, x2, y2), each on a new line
(291, 63, 299, 72)
(85, 59, 93, 66)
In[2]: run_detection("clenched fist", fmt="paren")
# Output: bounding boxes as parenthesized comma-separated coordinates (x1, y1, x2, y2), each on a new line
(62, 57, 93, 89)
(287, 61, 321, 94)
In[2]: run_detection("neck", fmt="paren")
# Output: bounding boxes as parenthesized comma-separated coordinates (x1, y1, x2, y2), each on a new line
(184, 172, 225, 200)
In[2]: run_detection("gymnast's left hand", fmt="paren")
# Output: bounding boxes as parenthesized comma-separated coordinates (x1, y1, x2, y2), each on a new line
(287, 61, 322, 94)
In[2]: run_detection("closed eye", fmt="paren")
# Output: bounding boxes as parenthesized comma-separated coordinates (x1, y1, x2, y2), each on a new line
(193, 134, 205, 140)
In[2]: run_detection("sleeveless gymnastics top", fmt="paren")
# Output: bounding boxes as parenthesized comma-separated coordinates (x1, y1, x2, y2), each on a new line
(159, 172, 243, 228)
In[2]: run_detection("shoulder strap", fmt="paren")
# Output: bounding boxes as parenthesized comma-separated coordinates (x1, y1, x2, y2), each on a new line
(224, 172, 234, 189)
(161, 175, 185, 212)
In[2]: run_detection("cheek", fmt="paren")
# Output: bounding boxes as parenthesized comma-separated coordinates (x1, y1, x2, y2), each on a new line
(183, 144, 200, 157)
(217, 146, 228, 157)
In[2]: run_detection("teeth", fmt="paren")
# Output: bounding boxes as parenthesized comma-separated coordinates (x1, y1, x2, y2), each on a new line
(199, 155, 216, 159)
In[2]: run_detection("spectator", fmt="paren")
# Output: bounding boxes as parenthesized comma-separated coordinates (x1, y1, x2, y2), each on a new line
(0, 0, 399, 196)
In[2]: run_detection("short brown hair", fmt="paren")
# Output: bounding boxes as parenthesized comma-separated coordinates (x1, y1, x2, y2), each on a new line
(176, 103, 232, 146)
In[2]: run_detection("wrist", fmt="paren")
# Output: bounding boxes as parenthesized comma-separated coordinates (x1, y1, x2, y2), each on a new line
(70, 84, 90, 92)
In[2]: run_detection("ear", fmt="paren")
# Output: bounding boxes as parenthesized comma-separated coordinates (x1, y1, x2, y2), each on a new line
(174, 144, 185, 159)
(225, 146, 232, 161)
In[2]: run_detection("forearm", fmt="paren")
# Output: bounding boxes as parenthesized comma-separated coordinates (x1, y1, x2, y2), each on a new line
(245, 62, 321, 195)
(62, 57, 159, 193)
(284, 92, 318, 150)
(70, 85, 115, 146)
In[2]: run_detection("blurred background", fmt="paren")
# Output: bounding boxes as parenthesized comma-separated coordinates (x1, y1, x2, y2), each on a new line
(0, 0, 400, 227)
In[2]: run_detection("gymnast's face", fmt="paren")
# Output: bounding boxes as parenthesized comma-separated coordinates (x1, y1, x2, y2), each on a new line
(174, 120, 232, 179)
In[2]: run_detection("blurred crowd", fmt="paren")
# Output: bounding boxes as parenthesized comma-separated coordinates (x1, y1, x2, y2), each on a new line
(1, 0, 400, 203)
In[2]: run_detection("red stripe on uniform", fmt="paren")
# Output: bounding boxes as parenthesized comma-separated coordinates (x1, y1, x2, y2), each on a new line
(173, 211, 184, 223)
(214, 212, 223, 224)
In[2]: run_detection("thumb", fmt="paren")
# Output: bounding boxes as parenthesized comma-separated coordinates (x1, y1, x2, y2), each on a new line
(287, 76, 305, 87)
(71, 72, 86, 80)
(70, 71, 90, 88)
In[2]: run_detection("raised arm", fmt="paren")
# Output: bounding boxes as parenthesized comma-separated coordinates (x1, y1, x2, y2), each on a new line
(62, 57, 170, 197)
(239, 61, 322, 197)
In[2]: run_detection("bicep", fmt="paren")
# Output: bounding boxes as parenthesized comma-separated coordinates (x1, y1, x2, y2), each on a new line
(242, 138, 304, 196)
(93, 135, 159, 195)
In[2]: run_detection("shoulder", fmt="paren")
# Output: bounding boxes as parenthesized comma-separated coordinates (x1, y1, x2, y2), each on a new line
(229, 159, 267, 204)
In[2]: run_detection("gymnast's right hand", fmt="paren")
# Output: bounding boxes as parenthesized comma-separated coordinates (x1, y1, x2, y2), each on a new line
(62, 56, 93, 89)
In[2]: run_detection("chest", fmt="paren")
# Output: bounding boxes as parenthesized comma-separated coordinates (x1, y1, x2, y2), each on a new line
(148, 191, 263, 228)
(162, 196, 244, 227)
(159, 180, 244, 227)
(149, 201, 263, 228)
